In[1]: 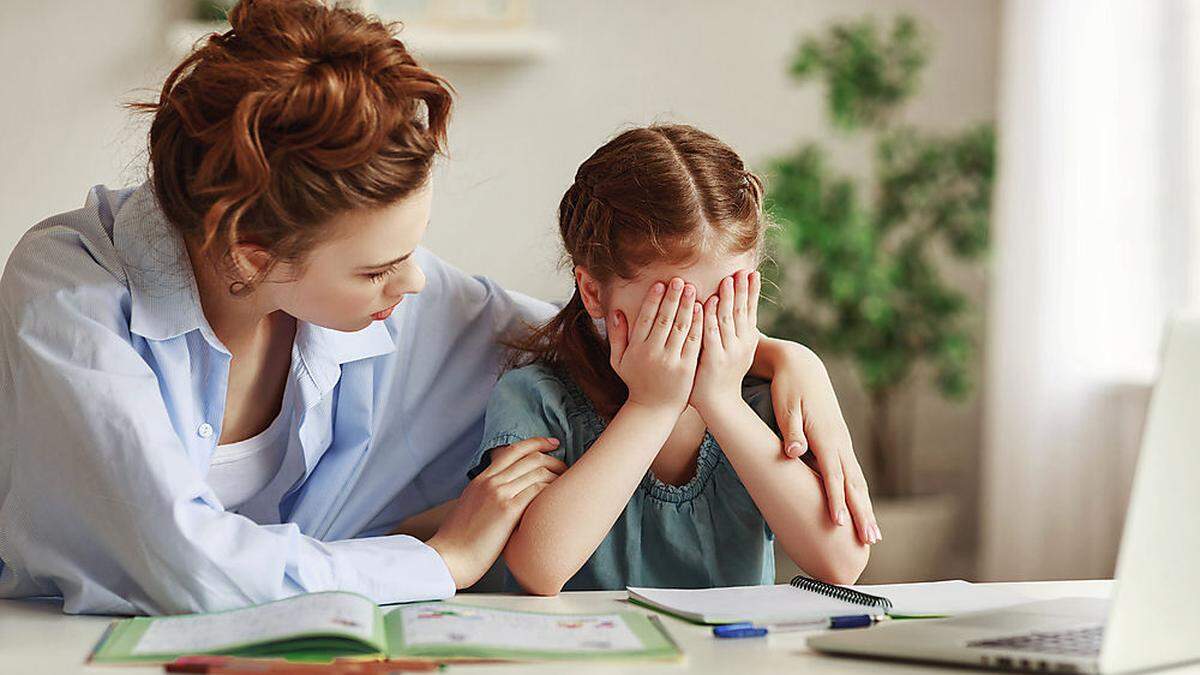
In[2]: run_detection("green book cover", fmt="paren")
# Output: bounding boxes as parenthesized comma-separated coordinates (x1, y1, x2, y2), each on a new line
(89, 592, 681, 665)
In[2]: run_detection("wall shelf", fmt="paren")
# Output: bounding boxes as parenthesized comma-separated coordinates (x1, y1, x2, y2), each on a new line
(168, 20, 557, 64)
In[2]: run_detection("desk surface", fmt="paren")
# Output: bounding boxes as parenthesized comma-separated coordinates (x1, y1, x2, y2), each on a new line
(0, 580, 1126, 674)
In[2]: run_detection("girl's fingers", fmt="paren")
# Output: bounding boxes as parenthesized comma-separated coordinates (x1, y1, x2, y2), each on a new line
(607, 310, 629, 369)
(484, 437, 560, 476)
(682, 302, 703, 362)
(665, 285, 696, 355)
(703, 296, 722, 352)
(717, 276, 736, 343)
(733, 270, 750, 337)
(631, 282, 665, 343)
(650, 278, 685, 346)
(748, 270, 761, 329)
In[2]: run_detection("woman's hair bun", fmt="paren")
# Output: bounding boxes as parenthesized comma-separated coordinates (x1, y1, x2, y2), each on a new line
(132, 0, 452, 291)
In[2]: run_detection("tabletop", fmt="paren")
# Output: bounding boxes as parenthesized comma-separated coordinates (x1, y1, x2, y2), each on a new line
(0, 580, 1126, 674)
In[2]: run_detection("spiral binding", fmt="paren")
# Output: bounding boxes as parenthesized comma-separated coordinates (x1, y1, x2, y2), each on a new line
(789, 575, 894, 612)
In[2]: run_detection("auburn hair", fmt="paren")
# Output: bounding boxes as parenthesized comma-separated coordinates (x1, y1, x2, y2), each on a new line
(508, 124, 768, 417)
(130, 0, 451, 292)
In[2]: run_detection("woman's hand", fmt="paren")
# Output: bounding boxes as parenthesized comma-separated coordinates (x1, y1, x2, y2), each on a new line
(426, 437, 566, 589)
(756, 337, 882, 546)
(690, 270, 760, 416)
(607, 277, 702, 414)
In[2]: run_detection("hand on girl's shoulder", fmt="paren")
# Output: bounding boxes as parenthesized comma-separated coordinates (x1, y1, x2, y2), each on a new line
(475, 363, 576, 473)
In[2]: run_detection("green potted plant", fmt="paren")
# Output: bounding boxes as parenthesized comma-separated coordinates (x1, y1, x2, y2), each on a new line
(763, 16, 994, 581)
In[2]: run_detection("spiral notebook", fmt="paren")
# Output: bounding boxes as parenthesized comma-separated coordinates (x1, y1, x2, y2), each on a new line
(627, 576, 1034, 625)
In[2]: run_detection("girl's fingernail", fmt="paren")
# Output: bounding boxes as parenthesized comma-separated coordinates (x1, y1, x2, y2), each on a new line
(548, 438, 560, 446)
(873, 525, 883, 542)
(837, 509, 848, 526)
(785, 441, 803, 456)
(653, 282, 664, 293)
(671, 278, 683, 290)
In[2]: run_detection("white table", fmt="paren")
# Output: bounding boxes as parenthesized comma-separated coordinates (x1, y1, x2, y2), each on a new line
(0, 580, 1134, 674)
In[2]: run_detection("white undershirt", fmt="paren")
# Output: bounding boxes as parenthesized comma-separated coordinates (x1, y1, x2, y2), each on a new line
(207, 397, 292, 512)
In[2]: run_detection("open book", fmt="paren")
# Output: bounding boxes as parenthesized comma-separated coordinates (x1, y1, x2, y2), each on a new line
(89, 592, 681, 665)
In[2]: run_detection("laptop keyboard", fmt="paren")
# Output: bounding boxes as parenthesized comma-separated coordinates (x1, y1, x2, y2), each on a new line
(968, 625, 1103, 657)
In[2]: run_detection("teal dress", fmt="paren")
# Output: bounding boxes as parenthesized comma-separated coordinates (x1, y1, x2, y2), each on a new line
(469, 362, 778, 591)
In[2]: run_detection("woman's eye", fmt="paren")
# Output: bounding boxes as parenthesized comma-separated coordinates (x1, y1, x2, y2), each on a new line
(365, 263, 400, 282)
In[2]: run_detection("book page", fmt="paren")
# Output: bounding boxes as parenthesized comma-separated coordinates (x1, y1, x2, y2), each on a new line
(392, 604, 646, 653)
(132, 592, 378, 655)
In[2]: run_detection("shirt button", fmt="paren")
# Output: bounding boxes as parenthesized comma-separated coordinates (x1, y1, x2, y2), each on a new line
(197, 423, 214, 439)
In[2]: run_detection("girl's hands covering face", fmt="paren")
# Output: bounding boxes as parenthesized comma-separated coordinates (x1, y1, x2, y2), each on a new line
(606, 277, 702, 414)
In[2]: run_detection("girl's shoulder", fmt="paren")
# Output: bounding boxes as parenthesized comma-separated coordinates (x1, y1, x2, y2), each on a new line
(485, 362, 603, 443)
(495, 361, 604, 421)
(478, 362, 601, 466)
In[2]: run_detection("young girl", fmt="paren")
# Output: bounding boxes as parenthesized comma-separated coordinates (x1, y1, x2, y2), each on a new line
(471, 124, 870, 595)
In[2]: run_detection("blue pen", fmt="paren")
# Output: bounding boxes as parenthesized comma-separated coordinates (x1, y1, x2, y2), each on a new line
(713, 614, 885, 639)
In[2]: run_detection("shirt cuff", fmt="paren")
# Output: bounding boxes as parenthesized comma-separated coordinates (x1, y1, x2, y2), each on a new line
(327, 534, 456, 604)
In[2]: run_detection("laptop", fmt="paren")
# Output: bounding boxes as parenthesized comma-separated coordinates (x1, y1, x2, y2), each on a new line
(808, 316, 1200, 674)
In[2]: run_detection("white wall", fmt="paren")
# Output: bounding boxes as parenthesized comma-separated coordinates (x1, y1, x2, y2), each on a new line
(0, 0, 999, 579)
(1, 0, 998, 298)
(427, 0, 999, 302)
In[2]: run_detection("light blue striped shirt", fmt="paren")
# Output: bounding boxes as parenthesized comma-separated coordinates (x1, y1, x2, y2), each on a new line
(0, 183, 554, 615)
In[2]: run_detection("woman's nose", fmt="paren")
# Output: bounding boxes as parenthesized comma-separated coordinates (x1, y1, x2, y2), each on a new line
(387, 264, 425, 297)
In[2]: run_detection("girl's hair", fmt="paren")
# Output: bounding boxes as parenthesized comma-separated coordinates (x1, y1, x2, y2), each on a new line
(130, 0, 451, 293)
(509, 124, 768, 417)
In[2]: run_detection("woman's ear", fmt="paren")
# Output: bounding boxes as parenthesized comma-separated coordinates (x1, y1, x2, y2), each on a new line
(574, 266, 606, 319)
(229, 242, 273, 283)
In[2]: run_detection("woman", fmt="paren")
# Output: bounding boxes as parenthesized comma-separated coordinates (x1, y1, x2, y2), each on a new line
(0, 0, 878, 616)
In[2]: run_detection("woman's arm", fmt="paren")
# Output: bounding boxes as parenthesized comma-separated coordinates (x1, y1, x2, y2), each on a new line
(391, 499, 457, 541)
(504, 278, 703, 595)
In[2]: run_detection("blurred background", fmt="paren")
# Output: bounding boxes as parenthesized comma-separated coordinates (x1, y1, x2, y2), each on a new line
(1, 0, 1196, 585)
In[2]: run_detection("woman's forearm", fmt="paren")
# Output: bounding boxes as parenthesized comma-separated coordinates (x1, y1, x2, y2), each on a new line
(503, 402, 679, 595)
(389, 499, 457, 540)
(749, 334, 786, 379)
(701, 399, 869, 585)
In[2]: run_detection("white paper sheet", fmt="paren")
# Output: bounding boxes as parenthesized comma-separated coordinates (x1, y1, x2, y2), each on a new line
(852, 580, 1034, 616)
(627, 580, 1035, 625)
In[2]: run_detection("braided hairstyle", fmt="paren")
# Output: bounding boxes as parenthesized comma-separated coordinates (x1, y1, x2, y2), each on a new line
(508, 124, 768, 417)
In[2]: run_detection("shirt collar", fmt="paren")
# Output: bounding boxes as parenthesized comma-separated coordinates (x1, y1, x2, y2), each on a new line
(112, 182, 210, 342)
(112, 182, 397, 369)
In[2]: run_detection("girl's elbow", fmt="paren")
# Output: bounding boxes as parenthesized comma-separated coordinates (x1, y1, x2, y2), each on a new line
(794, 543, 870, 586)
(521, 578, 566, 597)
(508, 565, 567, 596)
(503, 550, 568, 596)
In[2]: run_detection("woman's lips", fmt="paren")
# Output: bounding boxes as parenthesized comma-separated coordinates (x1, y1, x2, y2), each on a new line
(371, 299, 402, 321)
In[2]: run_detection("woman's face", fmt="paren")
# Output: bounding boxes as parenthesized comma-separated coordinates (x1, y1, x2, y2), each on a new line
(268, 185, 432, 332)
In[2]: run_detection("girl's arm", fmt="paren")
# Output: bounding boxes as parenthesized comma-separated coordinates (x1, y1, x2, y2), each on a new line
(702, 399, 868, 584)
(503, 278, 704, 596)
(503, 402, 680, 595)
(691, 271, 869, 585)
(751, 328, 881, 547)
